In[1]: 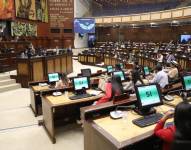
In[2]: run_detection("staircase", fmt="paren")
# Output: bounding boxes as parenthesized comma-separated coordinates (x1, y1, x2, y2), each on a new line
(0, 74, 21, 93)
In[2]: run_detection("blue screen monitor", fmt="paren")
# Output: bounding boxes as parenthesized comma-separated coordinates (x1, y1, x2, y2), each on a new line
(120, 63, 124, 69)
(143, 66, 150, 76)
(48, 73, 60, 83)
(180, 35, 191, 44)
(113, 71, 125, 81)
(135, 84, 163, 109)
(73, 77, 90, 91)
(106, 65, 113, 73)
(74, 18, 95, 34)
(182, 75, 191, 91)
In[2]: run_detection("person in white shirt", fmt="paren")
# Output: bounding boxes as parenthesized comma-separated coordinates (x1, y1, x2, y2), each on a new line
(157, 53, 163, 63)
(150, 64, 169, 88)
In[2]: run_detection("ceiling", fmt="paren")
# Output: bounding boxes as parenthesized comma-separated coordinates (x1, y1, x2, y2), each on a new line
(93, 0, 185, 7)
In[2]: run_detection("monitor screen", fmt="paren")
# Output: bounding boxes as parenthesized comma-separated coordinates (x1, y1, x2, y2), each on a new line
(113, 71, 125, 81)
(74, 18, 95, 34)
(144, 66, 150, 75)
(81, 69, 91, 77)
(73, 77, 89, 91)
(180, 35, 191, 44)
(183, 76, 191, 91)
(120, 63, 124, 69)
(48, 73, 60, 83)
(135, 84, 162, 107)
(107, 66, 113, 73)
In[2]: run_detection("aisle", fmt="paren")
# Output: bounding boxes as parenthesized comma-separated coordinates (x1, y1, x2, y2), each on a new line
(0, 60, 104, 150)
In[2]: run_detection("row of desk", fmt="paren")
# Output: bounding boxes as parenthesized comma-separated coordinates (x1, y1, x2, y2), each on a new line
(28, 67, 184, 145)
(81, 93, 188, 150)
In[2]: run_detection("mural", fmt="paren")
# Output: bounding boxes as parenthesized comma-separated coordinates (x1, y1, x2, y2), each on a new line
(0, 0, 14, 19)
(11, 22, 37, 37)
(15, 0, 36, 20)
(36, 0, 48, 22)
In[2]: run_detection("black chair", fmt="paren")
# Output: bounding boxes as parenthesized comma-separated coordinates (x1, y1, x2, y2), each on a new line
(171, 139, 191, 150)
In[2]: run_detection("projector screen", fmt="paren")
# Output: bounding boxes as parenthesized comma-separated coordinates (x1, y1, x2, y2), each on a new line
(74, 18, 95, 34)
(180, 34, 191, 44)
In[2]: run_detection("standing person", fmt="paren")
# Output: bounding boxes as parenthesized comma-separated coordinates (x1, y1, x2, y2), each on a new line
(94, 75, 124, 105)
(154, 101, 191, 150)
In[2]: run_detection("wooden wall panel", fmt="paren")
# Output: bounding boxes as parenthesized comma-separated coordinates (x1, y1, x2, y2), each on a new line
(33, 62, 44, 81)
(97, 25, 191, 42)
(66, 55, 73, 73)
(47, 60, 54, 73)
(61, 57, 67, 73)
(55, 58, 61, 72)
(17, 63, 28, 75)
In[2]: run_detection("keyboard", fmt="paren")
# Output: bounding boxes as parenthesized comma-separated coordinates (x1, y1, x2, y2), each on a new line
(69, 93, 92, 100)
(132, 113, 163, 127)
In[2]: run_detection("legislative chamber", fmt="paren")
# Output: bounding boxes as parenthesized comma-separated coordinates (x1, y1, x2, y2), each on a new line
(0, 0, 191, 150)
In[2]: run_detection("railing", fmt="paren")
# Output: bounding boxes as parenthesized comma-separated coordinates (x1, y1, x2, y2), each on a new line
(95, 6, 191, 24)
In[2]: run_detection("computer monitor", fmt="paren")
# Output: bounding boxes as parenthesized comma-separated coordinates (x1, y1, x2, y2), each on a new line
(81, 69, 91, 77)
(135, 84, 163, 115)
(182, 75, 191, 91)
(112, 71, 125, 81)
(143, 66, 150, 76)
(120, 63, 124, 69)
(48, 73, 60, 83)
(106, 65, 113, 73)
(73, 76, 90, 91)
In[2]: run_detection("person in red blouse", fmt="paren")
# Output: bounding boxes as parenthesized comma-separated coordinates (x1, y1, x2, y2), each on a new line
(154, 101, 191, 150)
(95, 75, 124, 105)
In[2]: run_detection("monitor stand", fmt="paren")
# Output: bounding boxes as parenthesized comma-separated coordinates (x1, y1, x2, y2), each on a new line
(74, 88, 86, 96)
(134, 107, 156, 116)
(49, 82, 55, 89)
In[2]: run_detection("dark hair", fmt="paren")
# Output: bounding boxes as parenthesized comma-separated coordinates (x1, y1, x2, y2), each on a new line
(155, 64, 162, 71)
(111, 75, 124, 97)
(174, 102, 191, 140)
(60, 73, 69, 85)
(131, 69, 144, 84)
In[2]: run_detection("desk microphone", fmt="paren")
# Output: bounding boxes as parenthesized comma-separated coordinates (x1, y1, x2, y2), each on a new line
(110, 105, 135, 119)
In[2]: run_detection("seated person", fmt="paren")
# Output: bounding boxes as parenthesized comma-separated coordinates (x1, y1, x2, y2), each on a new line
(94, 75, 124, 105)
(55, 73, 70, 88)
(123, 69, 144, 91)
(168, 61, 179, 81)
(150, 64, 169, 88)
(157, 53, 164, 63)
(154, 101, 191, 150)
(134, 61, 142, 72)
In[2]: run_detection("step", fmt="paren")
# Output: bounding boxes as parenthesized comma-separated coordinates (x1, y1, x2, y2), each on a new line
(0, 83, 21, 93)
(0, 79, 16, 86)
(0, 74, 10, 81)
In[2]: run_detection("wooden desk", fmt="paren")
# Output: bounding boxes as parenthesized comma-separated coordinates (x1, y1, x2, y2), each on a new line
(164, 95, 191, 107)
(84, 105, 172, 150)
(41, 90, 104, 143)
(17, 53, 73, 87)
(30, 84, 50, 117)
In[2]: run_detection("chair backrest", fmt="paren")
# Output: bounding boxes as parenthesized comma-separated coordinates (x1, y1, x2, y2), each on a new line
(171, 139, 191, 150)
(113, 93, 130, 104)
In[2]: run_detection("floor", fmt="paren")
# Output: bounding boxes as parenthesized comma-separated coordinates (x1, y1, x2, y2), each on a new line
(0, 59, 105, 150)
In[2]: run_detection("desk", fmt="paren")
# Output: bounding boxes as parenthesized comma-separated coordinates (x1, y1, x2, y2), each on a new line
(84, 105, 172, 150)
(164, 95, 191, 107)
(41, 90, 104, 143)
(29, 73, 105, 116)
(17, 53, 73, 87)
(30, 84, 50, 116)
